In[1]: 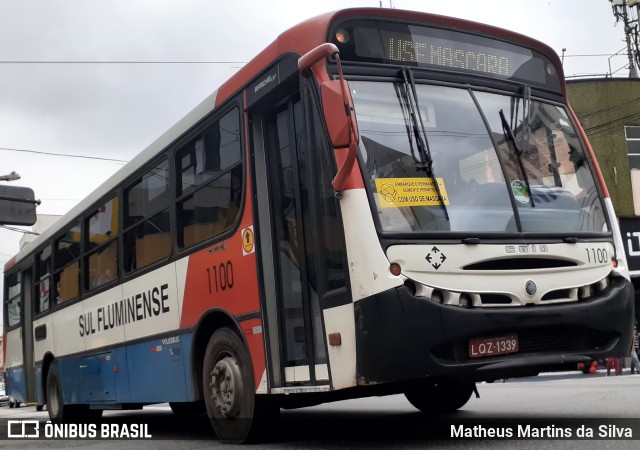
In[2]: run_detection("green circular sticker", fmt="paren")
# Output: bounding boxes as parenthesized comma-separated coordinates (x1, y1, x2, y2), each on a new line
(511, 180, 529, 203)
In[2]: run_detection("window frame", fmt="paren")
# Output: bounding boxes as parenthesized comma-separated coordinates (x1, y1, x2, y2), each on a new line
(84, 196, 120, 292)
(175, 105, 244, 250)
(123, 157, 172, 275)
(4, 271, 22, 329)
(53, 222, 82, 306)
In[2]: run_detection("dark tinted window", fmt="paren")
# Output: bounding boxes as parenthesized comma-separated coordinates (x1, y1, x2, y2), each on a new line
(124, 160, 171, 272)
(54, 223, 81, 303)
(85, 197, 119, 290)
(5, 272, 21, 327)
(35, 246, 52, 314)
(176, 108, 242, 248)
(125, 160, 169, 228)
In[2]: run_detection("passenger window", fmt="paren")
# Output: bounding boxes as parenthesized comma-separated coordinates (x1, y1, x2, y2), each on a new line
(5, 273, 21, 327)
(124, 160, 171, 272)
(35, 246, 53, 314)
(176, 108, 242, 248)
(54, 223, 81, 303)
(85, 197, 119, 290)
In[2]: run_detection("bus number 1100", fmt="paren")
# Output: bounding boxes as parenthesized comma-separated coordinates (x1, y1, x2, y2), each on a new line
(206, 261, 234, 294)
(585, 248, 608, 264)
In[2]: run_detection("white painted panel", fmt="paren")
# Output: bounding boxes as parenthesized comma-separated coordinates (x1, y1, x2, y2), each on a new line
(323, 303, 357, 390)
(82, 284, 125, 350)
(339, 189, 403, 301)
(33, 315, 54, 363)
(256, 369, 268, 394)
(386, 242, 615, 305)
(315, 364, 329, 381)
(122, 263, 181, 342)
(284, 365, 310, 383)
(175, 256, 189, 324)
(52, 301, 86, 357)
(5, 328, 23, 368)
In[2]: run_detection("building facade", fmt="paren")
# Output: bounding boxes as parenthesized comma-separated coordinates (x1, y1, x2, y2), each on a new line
(567, 79, 640, 216)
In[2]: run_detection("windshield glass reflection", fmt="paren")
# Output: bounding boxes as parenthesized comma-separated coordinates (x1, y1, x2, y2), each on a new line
(351, 81, 607, 234)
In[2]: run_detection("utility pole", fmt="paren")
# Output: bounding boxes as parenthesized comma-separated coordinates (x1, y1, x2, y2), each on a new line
(610, 0, 640, 78)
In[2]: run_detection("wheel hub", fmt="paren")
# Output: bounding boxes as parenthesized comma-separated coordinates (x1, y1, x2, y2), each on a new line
(209, 356, 243, 419)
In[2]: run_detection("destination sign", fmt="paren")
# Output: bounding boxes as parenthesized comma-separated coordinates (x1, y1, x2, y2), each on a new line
(331, 21, 561, 92)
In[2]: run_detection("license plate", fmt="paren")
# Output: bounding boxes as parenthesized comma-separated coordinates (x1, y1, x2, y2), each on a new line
(469, 334, 519, 358)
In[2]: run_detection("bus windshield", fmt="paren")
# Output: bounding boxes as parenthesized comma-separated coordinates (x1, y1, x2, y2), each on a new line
(352, 80, 608, 234)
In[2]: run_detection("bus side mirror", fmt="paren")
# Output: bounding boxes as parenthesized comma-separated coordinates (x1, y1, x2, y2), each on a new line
(320, 79, 358, 148)
(299, 43, 359, 192)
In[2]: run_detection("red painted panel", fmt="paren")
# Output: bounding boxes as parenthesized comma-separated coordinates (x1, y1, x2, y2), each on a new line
(239, 317, 267, 390)
(180, 149, 261, 327)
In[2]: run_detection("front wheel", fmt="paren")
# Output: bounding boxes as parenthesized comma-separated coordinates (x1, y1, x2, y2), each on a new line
(203, 328, 278, 443)
(404, 380, 475, 415)
(170, 401, 206, 416)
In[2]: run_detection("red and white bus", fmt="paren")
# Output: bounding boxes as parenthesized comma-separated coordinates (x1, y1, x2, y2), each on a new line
(3, 7, 635, 442)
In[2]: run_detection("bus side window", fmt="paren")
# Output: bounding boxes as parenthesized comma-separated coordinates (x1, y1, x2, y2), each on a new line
(35, 246, 52, 314)
(176, 107, 242, 249)
(5, 272, 22, 327)
(85, 197, 119, 290)
(124, 159, 171, 273)
(54, 224, 81, 303)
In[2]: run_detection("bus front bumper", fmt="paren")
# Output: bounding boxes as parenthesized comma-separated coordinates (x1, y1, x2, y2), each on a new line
(353, 276, 634, 383)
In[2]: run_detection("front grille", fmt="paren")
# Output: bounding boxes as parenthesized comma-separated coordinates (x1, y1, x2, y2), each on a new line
(431, 326, 615, 365)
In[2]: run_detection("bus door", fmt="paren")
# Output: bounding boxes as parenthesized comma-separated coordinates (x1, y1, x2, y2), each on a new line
(249, 63, 352, 390)
(22, 268, 36, 403)
(263, 95, 330, 389)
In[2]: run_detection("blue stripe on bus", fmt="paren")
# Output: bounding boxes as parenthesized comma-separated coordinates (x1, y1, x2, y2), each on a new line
(52, 331, 194, 405)
(5, 366, 27, 403)
(126, 333, 190, 403)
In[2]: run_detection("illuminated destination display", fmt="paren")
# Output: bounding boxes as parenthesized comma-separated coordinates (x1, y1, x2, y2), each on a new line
(332, 21, 561, 91)
(387, 37, 510, 76)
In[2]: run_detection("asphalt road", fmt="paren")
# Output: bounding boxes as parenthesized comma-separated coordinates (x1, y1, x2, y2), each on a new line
(1, 370, 639, 449)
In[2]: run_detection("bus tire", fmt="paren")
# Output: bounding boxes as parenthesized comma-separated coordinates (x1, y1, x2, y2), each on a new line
(404, 380, 475, 415)
(46, 360, 83, 421)
(202, 328, 276, 443)
(170, 401, 206, 416)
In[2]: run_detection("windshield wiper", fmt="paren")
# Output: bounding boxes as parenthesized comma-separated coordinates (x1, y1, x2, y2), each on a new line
(400, 67, 449, 220)
(499, 109, 535, 208)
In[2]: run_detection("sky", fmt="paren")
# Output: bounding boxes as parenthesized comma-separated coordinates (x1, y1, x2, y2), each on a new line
(0, 0, 634, 323)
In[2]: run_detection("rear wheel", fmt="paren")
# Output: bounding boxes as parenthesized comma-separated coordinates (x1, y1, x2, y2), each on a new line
(47, 360, 73, 421)
(404, 380, 475, 415)
(203, 328, 278, 443)
(46, 360, 102, 422)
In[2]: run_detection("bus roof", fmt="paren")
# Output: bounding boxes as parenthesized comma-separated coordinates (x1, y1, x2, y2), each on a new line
(5, 8, 563, 270)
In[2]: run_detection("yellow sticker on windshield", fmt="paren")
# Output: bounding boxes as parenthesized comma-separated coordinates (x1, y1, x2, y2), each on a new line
(375, 178, 449, 208)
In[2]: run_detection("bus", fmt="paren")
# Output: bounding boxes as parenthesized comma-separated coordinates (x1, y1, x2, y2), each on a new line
(3, 7, 636, 443)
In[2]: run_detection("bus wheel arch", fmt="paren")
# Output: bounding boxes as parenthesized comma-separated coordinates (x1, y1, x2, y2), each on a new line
(191, 309, 244, 402)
